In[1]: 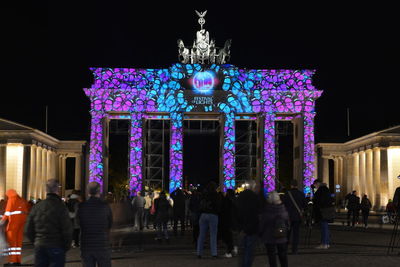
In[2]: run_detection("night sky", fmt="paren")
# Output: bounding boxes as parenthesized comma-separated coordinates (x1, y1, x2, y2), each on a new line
(2, 2, 397, 144)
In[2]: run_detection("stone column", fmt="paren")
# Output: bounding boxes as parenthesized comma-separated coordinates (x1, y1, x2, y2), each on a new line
(372, 148, 382, 208)
(129, 113, 143, 195)
(221, 113, 235, 190)
(263, 113, 276, 193)
(379, 148, 389, 206)
(35, 146, 42, 199)
(352, 153, 360, 194)
(303, 112, 316, 194)
(28, 145, 37, 200)
(41, 148, 48, 199)
(60, 155, 66, 197)
(365, 149, 374, 205)
(334, 157, 339, 189)
(0, 145, 6, 198)
(88, 111, 106, 187)
(359, 151, 366, 196)
(338, 157, 345, 199)
(346, 154, 353, 194)
(322, 158, 329, 185)
(75, 155, 82, 190)
(169, 113, 183, 193)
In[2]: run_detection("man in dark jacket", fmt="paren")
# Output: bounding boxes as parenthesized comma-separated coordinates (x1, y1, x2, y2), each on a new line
(283, 180, 306, 254)
(171, 188, 186, 236)
(345, 190, 360, 227)
(78, 182, 113, 267)
(312, 179, 333, 249)
(393, 175, 400, 213)
(25, 179, 73, 266)
(236, 180, 260, 267)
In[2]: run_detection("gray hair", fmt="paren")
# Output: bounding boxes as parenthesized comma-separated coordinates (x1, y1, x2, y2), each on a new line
(46, 179, 60, 194)
(87, 181, 101, 196)
(267, 191, 282, 205)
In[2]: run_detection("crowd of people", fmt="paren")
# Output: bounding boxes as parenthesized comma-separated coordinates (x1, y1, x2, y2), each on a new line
(0, 177, 399, 267)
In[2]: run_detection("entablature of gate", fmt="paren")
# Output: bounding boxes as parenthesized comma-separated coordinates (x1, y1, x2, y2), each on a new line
(84, 64, 322, 116)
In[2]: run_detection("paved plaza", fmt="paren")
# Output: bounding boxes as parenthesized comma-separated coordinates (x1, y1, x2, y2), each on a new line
(11, 218, 400, 267)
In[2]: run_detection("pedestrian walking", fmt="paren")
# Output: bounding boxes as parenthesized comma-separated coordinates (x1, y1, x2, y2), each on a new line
(219, 189, 235, 258)
(131, 191, 146, 231)
(189, 189, 201, 246)
(25, 179, 73, 266)
(171, 188, 186, 236)
(282, 179, 306, 254)
(360, 194, 372, 228)
(143, 192, 152, 229)
(78, 182, 113, 267)
(1, 189, 29, 265)
(66, 191, 81, 248)
(236, 180, 261, 267)
(312, 179, 334, 249)
(345, 190, 360, 227)
(197, 181, 222, 258)
(154, 191, 171, 242)
(259, 191, 289, 267)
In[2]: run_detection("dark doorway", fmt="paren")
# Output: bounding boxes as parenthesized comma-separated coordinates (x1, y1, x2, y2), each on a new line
(328, 159, 335, 194)
(65, 157, 76, 190)
(276, 121, 294, 191)
(109, 119, 129, 198)
(183, 120, 220, 187)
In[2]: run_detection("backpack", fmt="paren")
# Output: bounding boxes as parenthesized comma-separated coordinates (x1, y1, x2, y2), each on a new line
(273, 215, 288, 238)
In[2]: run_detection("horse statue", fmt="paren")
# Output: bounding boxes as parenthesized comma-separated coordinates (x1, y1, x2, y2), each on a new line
(177, 39, 190, 64)
(216, 39, 232, 64)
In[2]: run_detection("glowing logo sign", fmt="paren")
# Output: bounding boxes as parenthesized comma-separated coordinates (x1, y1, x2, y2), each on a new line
(192, 71, 215, 95)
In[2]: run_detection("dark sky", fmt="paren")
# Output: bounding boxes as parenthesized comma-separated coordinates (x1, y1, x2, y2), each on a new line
(1, 1, 397, 143)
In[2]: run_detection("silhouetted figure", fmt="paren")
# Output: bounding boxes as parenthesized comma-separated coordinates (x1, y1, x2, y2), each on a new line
(283, 180, 306, 254)
(220, 189, 235, 258)
(360, 194, 372, 228)
(197, 181, 221, 258)
(189, 190, 201, 246)
(260, 191, 289, 267)
(345, 190, 360, 227)
(154, 191, 171, 242)
(313, 179, 334, 249)
(171, 188, 186, 236)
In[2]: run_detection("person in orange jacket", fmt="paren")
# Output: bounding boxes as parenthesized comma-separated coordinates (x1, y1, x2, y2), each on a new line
(0, 189, 29, 265)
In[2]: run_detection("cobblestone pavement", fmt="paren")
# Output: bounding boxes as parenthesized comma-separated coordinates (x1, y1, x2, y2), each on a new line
(8, 221, 398, 267)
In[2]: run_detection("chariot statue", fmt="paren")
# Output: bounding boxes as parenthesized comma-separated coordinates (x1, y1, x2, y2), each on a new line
(177, 10, 232, 65)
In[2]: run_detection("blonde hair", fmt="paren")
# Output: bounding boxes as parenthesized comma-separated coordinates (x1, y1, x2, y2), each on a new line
(267, 191, 282, 205)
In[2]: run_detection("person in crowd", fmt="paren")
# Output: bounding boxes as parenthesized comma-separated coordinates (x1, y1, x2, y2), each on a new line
(393, 176, 400, 213)
(312, 179, 334, 249)
(1, 189, 29, 265)
(189, 189, 201, 246)
(386, 199, 396, 220)
(171, 188, 186, 236)
(25, 179, 73, 266)
(197, 181, 221, 259)
(259, 191, 289, 267)
(131, 191, 146, 231)
(184, 191, 191, 228)
(66, 190, 81, 248)
(154, 191, 171, 242)
(360, 194, 372, 228)
(345, 190, 360, 227)
(282, 179, 306, 254)
(219, 189, 235, 258)
(236, 180, 260, 266)
(78, 182, 113, 267)
(143, 192, 152, 229)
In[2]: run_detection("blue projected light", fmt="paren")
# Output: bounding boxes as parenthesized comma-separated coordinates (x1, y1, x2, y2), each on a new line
(192, 71, 216, 95)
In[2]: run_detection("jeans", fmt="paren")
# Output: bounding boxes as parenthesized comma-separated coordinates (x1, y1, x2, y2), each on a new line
(143, 208, 150, 228)
(81, 249, 111, 267)
(157, 221, 169, 239)
(320, 220, 330, 245)
(35, 247, 66, 267)
(266, 243, 288, 267)
(135, 207, 144, 230)
(287, 220, 301, 253)
(239, 234, 258, 267)
(362, 210, 370, 226)
(347, 209, 358, 226)
(197, 213, 218, 256)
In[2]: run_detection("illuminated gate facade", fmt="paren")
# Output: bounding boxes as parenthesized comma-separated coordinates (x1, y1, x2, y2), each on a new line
(84, 12, 322, 195)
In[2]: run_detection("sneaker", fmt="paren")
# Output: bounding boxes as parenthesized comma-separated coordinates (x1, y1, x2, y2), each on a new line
(224, 253, 233, 258)
(233, 246, 238, 256)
